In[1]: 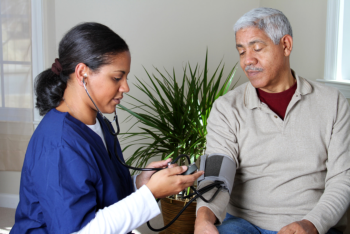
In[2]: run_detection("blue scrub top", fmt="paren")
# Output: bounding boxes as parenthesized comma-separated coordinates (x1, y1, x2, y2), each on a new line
(11, 109, 134, 234)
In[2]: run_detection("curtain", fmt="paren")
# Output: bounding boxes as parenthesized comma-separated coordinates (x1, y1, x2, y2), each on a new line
(0, 0, 33, 171)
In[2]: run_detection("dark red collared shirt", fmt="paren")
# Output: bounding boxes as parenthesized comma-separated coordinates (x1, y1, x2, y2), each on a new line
(257, 82, 297, 120)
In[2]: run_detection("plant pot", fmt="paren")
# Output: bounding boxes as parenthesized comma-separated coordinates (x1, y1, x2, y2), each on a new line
(159, 197, 197, 234)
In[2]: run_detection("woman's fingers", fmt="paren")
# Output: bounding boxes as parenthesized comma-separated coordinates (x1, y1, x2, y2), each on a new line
(184, 171, 204, 182)
(136, 159, 182, 189)
(167, 163, 178, 168)
(164, 165, 188, 175)
(146, 158, 172, 168)
(180, 171, 204, 187)
(146, 166, 204, 198)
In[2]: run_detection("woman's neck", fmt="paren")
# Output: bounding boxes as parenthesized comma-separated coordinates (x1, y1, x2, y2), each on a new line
(56, 85, 97, 125)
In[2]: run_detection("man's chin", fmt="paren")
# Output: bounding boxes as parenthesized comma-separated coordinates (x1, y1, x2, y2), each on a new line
(247, 77, 267, 89)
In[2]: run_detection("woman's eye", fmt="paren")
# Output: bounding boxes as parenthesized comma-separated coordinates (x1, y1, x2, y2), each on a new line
(114, 77, 122, 81)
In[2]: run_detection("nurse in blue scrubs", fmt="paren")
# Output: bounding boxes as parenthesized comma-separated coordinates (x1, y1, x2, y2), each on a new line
(11, 22, 203, 234)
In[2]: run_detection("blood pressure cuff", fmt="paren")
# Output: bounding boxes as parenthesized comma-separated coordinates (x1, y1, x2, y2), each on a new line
(197, 153, 236, 194)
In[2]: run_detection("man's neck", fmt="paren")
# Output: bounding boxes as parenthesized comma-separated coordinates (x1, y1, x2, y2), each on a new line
(259, 69, 295, 93)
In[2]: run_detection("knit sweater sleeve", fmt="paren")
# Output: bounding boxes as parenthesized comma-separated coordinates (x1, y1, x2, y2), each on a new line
(303, 92, 350, 234)
(196, 98, 239, 224)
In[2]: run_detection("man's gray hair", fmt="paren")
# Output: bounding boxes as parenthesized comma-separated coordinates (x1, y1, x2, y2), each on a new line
(234, 7, 293, 45)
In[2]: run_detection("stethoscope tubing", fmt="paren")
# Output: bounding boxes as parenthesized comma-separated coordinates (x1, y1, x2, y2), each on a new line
(83, 78, 162, 171)
(83, 78, 223, 232)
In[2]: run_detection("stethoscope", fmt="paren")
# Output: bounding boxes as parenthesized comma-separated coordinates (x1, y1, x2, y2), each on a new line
(83, 77, 224, 232)
(83, 77, 165, 171)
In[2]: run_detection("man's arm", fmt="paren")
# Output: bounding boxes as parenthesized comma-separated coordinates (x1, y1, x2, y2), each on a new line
(195, 207, 219, 234)
(195, 179, 231, 229)
(278, 220, 318, 234)
(281, 92, 350, 234)
(195, 98, 240, 232)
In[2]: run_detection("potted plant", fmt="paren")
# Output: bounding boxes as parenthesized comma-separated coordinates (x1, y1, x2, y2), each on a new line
(118, 51, 238, 233)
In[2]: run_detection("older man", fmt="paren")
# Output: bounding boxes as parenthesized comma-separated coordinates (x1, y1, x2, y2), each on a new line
(194, 7, 350, 234)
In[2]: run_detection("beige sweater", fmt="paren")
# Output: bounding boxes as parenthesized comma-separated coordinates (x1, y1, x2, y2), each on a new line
(196, 72, 350, 234)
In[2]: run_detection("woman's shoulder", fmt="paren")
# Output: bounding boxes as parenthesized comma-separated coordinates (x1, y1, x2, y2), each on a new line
(27, 109, 98, 162)
(34, 109, 67, 138)
(34, 109, 92, 144)
(24, 109, 101, 175)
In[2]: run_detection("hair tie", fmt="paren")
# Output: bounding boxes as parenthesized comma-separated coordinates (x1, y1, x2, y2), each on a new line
(51, 58, 62, 75)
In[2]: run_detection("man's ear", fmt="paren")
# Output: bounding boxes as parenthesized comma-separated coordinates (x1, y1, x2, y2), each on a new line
(74, 63, 89, 87)
(281, 34, 293, 57)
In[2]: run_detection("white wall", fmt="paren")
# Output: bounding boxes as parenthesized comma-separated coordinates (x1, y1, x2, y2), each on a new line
(260, 0, 328, 81)
(1, 0, 331, 211)
(53, 0, 259, 159)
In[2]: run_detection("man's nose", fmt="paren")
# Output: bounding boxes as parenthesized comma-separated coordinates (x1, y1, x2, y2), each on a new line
(244, 50, 258, 66)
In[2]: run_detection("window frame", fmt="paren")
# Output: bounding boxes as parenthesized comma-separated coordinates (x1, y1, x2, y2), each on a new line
(0, 0, 44, 123)
(318, 0, 350, 98)
(31, 0, 44, 127)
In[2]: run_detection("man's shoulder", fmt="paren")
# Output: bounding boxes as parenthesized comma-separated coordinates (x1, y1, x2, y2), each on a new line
(216, 82, 248, 103)
(303, 77, 338, 94)
(299, 76, 342, 101)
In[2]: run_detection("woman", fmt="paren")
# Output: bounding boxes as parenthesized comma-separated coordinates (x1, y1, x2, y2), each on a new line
(11, 22, 203, 234)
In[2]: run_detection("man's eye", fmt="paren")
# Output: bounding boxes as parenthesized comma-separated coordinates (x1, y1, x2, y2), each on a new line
(239, 51, 245, 56)
(254, 48, 262, 52)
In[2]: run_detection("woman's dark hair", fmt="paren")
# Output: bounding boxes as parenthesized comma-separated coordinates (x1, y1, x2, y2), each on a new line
(35, 22, 129, 115)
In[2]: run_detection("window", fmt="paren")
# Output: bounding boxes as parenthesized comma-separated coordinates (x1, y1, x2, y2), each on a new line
(0, 0, 43, 171)
(320, 0, 350, 98)
(0, 0, 33, 122)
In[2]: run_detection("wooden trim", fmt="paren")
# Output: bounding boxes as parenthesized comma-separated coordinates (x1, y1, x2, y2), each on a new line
(0, 193, 19, 209)
(317, 79, 350, 98)
(324, 0, 342, 80)
(31, 0, 44, 127)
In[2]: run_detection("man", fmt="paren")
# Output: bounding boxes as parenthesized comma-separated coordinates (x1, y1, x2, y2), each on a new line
(194, 7, 350, 234)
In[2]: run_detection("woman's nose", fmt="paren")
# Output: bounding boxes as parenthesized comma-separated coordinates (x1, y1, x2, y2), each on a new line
(120, 78, 130, 93)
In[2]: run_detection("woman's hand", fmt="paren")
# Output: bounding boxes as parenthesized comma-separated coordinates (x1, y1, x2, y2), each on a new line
(135, 158, 174, 189)
(146, 165, 204, 198)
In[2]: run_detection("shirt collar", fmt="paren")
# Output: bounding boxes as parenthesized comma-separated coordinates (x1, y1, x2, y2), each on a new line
(244, 69, 313, 109)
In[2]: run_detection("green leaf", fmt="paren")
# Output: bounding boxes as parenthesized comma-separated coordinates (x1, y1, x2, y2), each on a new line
(120, 50, 238, 173)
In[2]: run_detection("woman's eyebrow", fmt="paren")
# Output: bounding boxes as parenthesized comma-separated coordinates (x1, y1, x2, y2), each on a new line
(113, 70, 125, 74)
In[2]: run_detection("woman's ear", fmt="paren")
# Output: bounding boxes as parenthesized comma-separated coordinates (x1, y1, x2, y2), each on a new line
(281, 34, 293, 57)
(74, 63, 89, 87)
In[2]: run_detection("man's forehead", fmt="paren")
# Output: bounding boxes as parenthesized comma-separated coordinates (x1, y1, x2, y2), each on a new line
(235, 27, 271, 47)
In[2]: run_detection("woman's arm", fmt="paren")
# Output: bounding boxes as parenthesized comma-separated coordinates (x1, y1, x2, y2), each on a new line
(74, 161, 203, 234)
(73, 185, 160, 234)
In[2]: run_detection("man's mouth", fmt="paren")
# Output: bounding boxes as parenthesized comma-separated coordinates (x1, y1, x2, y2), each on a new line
(245, 65, 263, 72)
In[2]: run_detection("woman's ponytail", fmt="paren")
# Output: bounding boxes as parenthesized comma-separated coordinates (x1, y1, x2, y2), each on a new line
(34, 22, 129, 116)
(34, 69, 67, 116)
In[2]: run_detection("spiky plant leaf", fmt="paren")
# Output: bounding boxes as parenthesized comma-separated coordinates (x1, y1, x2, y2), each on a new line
(118, 51, 238, 174)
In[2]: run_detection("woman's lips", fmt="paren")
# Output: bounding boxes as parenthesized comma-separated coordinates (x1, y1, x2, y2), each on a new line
(113, 97, 122, 104)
